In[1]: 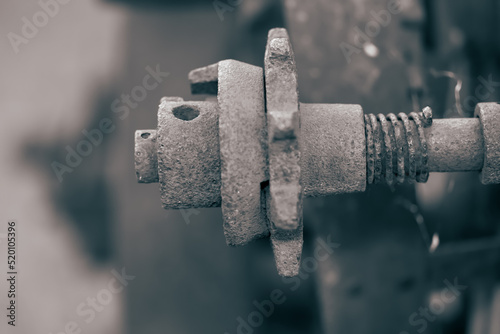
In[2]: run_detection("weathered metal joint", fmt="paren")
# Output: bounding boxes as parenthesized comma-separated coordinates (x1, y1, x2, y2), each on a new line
(134, 28, 500, 277)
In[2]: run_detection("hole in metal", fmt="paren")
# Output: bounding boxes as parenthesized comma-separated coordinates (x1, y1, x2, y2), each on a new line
(172, 105, 200, 121)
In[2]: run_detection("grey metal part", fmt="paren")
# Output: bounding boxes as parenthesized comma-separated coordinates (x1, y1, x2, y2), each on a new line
(135, 129, 159, 183)
(475, 103, 500, 184)
(217, 59, 270, 246)
(188, 62, 218, 95)
(264, 28, 304, 276)
(264, 28, 302, 232)
(133, 26, 500, 279)
(425, 118, 483, 172)
(135, 106, 492, 198)
(300, 103, 367, 197)
(265, 187, 303, 277)
(157, 100, 221, 209)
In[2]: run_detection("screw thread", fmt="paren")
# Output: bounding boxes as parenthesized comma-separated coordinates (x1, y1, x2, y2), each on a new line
(364, 107, 432, 186)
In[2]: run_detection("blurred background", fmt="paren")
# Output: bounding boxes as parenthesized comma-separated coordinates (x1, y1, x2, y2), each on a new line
(0, 0, 499, 333)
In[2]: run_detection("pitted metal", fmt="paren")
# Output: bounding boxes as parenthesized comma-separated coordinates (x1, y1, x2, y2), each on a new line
(157, 99, 221, 209)
(475, 103, 500, 184)
(300, 103, 366, 196)
(264, 28, 303, 276)
(422, 106, 433, 127)
(134, 28, 500, 277)
(364, 111, 433, 185)
(135, 129, 158, 183)
(364, 115, 374, 185)
(398, 113, 416, 182)
(410, 111, 429, 182)
(424, 118, 482, 173)
(265, 187, 303, 277)
(217, 59, 269, 246)
(264, 28, 303, 231)
(188, 63, 218, 95)
(373, 114, 385, 184)
(377, 113, 392, 185)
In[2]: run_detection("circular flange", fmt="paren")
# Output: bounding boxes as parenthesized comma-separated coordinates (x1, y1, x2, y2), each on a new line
(217, 59, 270, 246)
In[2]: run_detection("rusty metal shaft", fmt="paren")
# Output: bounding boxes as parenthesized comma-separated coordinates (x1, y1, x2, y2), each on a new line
(135, 104, 492, 196)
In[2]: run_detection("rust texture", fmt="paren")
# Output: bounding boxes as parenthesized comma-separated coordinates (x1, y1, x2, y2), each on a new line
(409, 112, 429, 183)
(264, 28, 302, 231)
(363, 111, 487, 183)
(217, 59, 269, 246)
(265, 187, 303, 277)
(475, 103, 500, 184)
(157, 99, 221, 209)
(136, 104, 496, 202)
(300, 103, 366, 196)
(364, 111, 431, 185)
(264, 28, 303, 276)
(134, 28, 500, 278)
(426, 118, 483, 172)
(188, 62, 218, 95)
(134, 129, 158, 183)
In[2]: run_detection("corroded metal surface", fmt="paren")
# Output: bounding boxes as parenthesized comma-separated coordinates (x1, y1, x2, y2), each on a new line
(475, 103, 500, 184)
(362, 110, 487, 183)
(264, 28, 303, 276)
(134, 27, 500, 279)
(364, 110, 432, 185)
(264, 28, 302, 231)
(425, 118, 483, 172)
(135, 129, 158, 183)
(217, 59, 269, 246)
(136, 104, 495, 203)
(300, 103, 366, 196)
(409, 112, 429, 183)
(188, 62, 218, 95)
(265, 187, 303, 277)
(157, 99, 221, 209)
